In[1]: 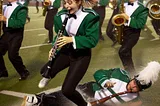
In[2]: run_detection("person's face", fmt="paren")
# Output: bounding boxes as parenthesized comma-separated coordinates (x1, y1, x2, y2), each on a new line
(63, 0, 81, 14)
(127, 79, 140, 93)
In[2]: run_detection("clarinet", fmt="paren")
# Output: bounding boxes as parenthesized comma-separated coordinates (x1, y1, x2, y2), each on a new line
(42, 12, 70, 78)
(90, 91, 131, 106)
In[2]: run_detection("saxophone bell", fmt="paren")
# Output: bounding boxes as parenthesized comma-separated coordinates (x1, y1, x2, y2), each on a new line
(112, 14, 126, 26)
(111, 0, 125, 44)
(146, 0, 160, 20)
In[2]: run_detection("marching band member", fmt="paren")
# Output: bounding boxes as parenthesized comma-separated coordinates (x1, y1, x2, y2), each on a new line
(44, 0, 61, 43)
(113, 0, 148, 72)
(106, 0, 119, 46)
(0, 0, 29, 80)
(18, 0, 31, 23)
(106, 0, 146, 47)
(92, 61, 160, 106)
(37, 0, 99, 106)
(92, 0, 108, 41)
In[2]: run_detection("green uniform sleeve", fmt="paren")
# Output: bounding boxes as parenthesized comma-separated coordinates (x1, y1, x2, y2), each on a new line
(99, 0, 109, 6)
(23, 0, 30, 6)
(94, 69, 115, 84)
(74, 14, 99, 49)
(130, 7, 149, 29)
(8, 7, 27, 28)
(53, 0, 61, 8)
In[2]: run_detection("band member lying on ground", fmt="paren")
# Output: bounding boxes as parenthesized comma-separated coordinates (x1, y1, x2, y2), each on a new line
(21, 61, 160, 106)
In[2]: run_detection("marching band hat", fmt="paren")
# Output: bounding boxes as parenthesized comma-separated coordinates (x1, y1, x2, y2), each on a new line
(134, 61, 160, 91)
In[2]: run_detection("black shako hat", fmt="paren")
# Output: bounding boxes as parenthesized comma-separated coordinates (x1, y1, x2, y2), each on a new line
(134, 61, 160, 91)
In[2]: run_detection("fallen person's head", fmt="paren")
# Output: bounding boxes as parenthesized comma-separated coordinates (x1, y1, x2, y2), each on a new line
(127, 61, 160, 93)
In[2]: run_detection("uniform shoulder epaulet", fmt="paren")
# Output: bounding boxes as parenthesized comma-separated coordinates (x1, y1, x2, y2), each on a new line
(138, 1, 144, 7)
(16, 2, 27, 10)
(56, 9, 68, 16)
(82, 7, 98, 16)
(119, 68, 130, 77)
(16, 2, 23, 6)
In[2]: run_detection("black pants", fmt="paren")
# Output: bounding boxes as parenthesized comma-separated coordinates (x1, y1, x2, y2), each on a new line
(151, 19, 160, 35)
(44, 8, 58, 42)
(119, 26, 141, 72)
(35, 0, 39, 13)
(93, 6, 106, 40)
(106, 7, 119, 42)
(41, 49, 91, 106)
(36, 81, 96, 106)
(0, 28, 28, 76)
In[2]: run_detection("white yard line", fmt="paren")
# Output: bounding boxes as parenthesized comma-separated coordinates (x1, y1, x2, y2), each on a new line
(0, 86, 61, 98)
(0, 90, 30, 98)
(38, 33, 46, 36)
(24, 28, 45, 32)
(20, 43, 51, 49)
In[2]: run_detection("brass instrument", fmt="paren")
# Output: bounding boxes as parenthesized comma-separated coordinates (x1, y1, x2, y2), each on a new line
(111, 0, 126, 44)
(112, 0, 126, 26)
(0, 0, 3, 36)
(146, 0, 160, 20)
(108, 0, 117, 9)
(43, 0, 51, 6)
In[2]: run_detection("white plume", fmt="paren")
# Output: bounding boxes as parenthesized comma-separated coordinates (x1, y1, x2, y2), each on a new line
(136, 61, 160, 84)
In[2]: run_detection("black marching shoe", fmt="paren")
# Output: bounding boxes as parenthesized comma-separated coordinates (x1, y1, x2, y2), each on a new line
(111, 40, 118, 47)
(47, 40, 52, 43)
(19, 71, 30, 81)
(99, 36, 105, 41)
(27, 17, 30, 23)
(0, 70, 8, 78)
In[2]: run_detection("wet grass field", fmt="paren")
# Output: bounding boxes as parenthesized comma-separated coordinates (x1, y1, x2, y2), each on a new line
(0, 7, 160, 106)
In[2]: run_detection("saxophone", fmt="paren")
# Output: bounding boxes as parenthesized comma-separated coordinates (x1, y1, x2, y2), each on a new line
(112, 0, 126, 44)
(0, 0, 3, 36)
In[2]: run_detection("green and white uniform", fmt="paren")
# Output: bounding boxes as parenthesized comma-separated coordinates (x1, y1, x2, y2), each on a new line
(54, 7, 99, 49)
(93, 68, 139, 105)
(3, 1, 27, 28)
